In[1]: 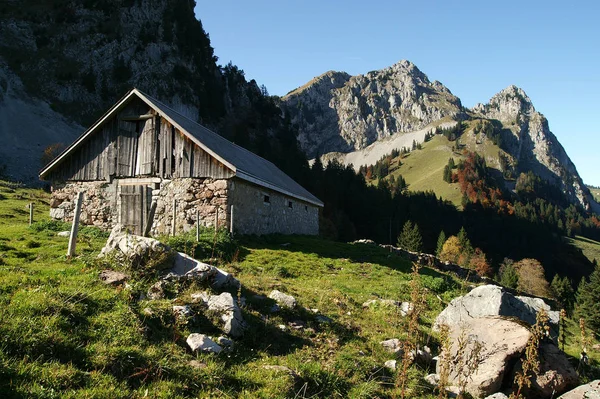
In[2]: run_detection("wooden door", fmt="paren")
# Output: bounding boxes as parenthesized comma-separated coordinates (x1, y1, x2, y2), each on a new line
(119, 185, 150, 235)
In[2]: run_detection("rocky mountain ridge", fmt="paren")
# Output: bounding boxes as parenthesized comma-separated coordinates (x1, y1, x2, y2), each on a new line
(281, 60, 463, 158)
(283, 64, 594, 210)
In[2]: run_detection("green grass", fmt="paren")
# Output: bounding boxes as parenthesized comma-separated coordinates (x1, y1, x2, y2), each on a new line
(382, 123, 507, 208)
(569, 235, 600, 264)
(590, 188, 600, 203)
(0, 180, 598, 397)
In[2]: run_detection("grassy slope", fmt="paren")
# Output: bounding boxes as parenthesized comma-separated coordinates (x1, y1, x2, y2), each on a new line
(569, 235, 600, 264)
(0, 181, 461, 398)
(590, 188, 600, 202)
(1, 182, 598, 397)
(383, 121, 508, 208)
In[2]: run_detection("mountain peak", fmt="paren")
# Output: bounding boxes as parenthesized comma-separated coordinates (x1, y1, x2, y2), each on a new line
(283, 70, 350, 98)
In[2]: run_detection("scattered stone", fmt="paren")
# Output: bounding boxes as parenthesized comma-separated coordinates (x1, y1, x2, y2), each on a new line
(557, 379, 600, 398)
(592, 343, 600, 352)
(191, 292, 210, 303)
(170, 252, 216, 281)
(186, 334, 222, 354)
(437, 316, 531, 398)
(98, 270, 129, 286)
(384, 360, 397, 371)
(262, 365, 299, 379)
(278, 324, 286, 331)
(173, 305, 193, 319)
(57, 230, 70, 237)
(269, 290, 297, 309)
(310, 308, 319, 313)
(147, 280, 169, 300)
(412, 346, 433, 365)
(189, 360, 207, 369)
(433, 284, 559, 341)
(206, 292, 246, 338)
(100, 225, 173, 268)
(316, 315, 333, 324)
(352, 239, 376, 245)
(289, 320, 305, 330)
(217, 336, 233, 348)
(484, 394, 509, 399)
(362, 299, 413, 316)
(380, 338, 402, 355)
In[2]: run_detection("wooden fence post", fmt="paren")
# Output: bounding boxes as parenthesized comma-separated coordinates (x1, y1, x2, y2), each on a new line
(196, 209, 200, 242)
(215, 207, 219, 233)
(29, 202, 33, 226)
(230, 205, 234, 235)
(67, 192, 83, 258)
(171, 199, 176, 236)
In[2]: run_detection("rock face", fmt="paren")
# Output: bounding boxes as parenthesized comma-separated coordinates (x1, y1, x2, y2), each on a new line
(524, 343, 579, 397)
(433, 284, 559, 341)
(437, 316, 531, 398)
(281, 60, 463, 158)
(471, 85, 592, 210)
(557, 380, 600, 399)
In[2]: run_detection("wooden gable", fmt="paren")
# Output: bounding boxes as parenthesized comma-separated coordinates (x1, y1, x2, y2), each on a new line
(44, 98, 234, 182)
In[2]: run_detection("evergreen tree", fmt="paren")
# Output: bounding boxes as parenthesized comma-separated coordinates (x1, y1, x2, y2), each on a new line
(436, 230, 446, 257)
(499, 260, 519, 289)
(551, 275, 575, 314)
(397, 220, 423, 253)
(576, 263, 600, 332)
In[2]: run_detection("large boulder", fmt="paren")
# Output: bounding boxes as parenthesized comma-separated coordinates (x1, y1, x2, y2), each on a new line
(557, 380, 600, 398)
(186, 333, 222, 354)
(433, 285, 559, 340)
(436, 316, 531, 398)
(168, 252, 240, 289)
(100, 224, 173, 268)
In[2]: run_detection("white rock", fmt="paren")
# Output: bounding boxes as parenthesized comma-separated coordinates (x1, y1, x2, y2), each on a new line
(269, 290, 297, 309)
(380, 338, 402, 354)
(384, 359, 397, 371)
(186, 334, 222, 354)
(57, 230, 70, 237)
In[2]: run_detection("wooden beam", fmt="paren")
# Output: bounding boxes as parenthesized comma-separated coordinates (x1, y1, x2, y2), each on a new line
(120, 114, 154, 121)
(67, 192, 84, 257)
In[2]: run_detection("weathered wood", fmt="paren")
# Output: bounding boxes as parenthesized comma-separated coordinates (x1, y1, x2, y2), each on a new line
(120, 114, 154, 121)
(144, 200, 157, 237)
(230, 205, 234, 235)
(29, 202, 33, 226)
(215, 207, 219, 232)
(196, 209, 200, 242)
(67, 192, 83, 257)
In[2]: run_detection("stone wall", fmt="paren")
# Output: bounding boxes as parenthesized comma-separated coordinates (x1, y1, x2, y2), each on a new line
(49, 177, 320, 236)
(49, 180, 118, 229)
(151, 178, 229, 236)
(229, 178, 319, 235)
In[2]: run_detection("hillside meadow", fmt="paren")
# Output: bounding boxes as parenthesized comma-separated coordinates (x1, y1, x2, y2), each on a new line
(0, 180, 599, 398)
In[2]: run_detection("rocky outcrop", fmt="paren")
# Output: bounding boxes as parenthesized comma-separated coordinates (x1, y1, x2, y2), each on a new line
(269, 290, 297, 309)
(282, 60, 462, 158)
(557, 380, 600, 398)
(433, 284, 559, 341)
(472, 85, 592, 209)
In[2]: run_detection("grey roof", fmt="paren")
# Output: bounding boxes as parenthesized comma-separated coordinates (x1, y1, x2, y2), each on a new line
(41, 88, 323, 207)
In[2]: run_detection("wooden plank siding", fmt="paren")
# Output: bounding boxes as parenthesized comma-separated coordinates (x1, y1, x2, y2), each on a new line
(45, 100, 234, 182)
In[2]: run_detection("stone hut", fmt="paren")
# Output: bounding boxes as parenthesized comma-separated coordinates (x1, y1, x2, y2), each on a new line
(39, 89, 323, 236)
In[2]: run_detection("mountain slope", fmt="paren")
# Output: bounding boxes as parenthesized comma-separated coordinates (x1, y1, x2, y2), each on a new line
(285, 62, 593, 210)
(281, 60, 463, 158)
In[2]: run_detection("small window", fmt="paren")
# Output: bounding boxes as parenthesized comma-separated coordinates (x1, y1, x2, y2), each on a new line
(263, 195, 270, 204)
(305, 205, 308, 212)
(288, 201, 293, 209)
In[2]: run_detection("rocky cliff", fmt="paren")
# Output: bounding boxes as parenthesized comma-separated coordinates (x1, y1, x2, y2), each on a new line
(281, 60, 463, 158)
(471, 85, 591, 210)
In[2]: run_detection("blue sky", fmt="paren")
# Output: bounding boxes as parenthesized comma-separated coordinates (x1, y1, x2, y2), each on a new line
(195, 1, 600, 186)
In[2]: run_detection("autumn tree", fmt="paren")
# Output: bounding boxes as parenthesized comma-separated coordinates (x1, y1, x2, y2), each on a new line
(469, 248, 492, 277)
(41, 143, 65, 166)
(439, 235, 461, 264)
(397, 220, 423, 253)
(514, 259, 551, 297)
